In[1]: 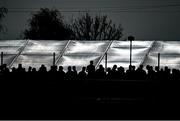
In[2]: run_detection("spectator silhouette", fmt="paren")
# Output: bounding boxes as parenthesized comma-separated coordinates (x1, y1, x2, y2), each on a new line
(171, 69, 180, 81)
(106, 67, 112, 79)
(131, 65, 136, 79)
(49, 65, 57, 73)
(164, 66, 171, 81)
(72, 66, 78, 79)
(159, 68, 164, 82)
(48, 65, 58, 82)
(11, 67, 16, 73)
(96, 65, 106, 79)
(86, 61, 95, 78)
(17, 64, 25, 73)
(1, 64, 10, 73)
(65, 66, 74, 80)
(28, 66, 32, 73)
(110, 65, 118, 79)
(39, 64, 47, 73)
(117, 66, 125, 80)
(32, 68, 37, 73)
(146, 65, 155, 80)
(136, 65, 146, 80)
(78, 67, 87, 79)
(0, 62, 179, 86)
(58, 66, 65, 79)
(155, 66, 160, 80)
(126, 65, 132, 80)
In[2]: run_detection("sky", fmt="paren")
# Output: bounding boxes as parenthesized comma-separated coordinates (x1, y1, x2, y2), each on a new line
(1, 0, 180, 40)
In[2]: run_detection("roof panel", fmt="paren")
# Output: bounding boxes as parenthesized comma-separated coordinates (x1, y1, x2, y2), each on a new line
(100, 41, 153, 69)
(0, 40, 180, 70)
(144, 41, 180, 69)
(11, 40, 68, 69)
(57, 40, 110, 71)
(11, 54, 53, 70)
(21, 40, 68, 55)
(0, 40, 27, 66)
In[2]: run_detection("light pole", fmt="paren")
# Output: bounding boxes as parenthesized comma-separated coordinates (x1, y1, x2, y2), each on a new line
(128, 36, 135, 67)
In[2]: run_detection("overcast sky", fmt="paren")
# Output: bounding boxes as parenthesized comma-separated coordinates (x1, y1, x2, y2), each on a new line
(1, 0, 180, 40)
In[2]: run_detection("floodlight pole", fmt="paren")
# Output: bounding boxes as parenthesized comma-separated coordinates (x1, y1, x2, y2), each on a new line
(1, 52, 3, 66)
(158, 53, 160, 69)
(128, 36, 135, 67)
(53, 52, 55, 66)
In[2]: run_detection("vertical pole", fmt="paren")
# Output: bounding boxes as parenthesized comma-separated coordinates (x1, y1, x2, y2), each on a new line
(53, 52, 55, 66)
(105, 52, 107, 72)
(130, 40, 132, 67)
(1, 52, 3, 66)
(128, 36, 135, 70)
(158, 53, 160, 70)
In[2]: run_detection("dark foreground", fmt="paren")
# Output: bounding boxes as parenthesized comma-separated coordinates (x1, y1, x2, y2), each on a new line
(0, 77, 180, 119)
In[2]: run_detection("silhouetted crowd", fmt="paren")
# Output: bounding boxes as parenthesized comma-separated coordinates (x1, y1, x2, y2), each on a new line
(0, 60, 180, 81)
(1, 60, 180, 119)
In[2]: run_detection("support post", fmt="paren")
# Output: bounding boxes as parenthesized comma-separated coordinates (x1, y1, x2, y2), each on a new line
(53, 52, 55, 66)
(105, 52, 107, 72)
(158, 53, 160, 69)
(130, 40, 132, 66)
(1, 52, 3, 66)
(128, 36, 135, 68)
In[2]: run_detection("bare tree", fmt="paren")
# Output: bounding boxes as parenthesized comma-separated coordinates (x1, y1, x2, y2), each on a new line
(71, 13, 123, 40)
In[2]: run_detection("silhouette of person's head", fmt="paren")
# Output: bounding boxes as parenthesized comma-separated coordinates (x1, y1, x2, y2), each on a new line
(55, 65, 57, 70)
(121, 66, 124, 71)
(99, 65, 104, 70)
(172, 69, 176, 73)
(118, 66, 124, 72)
(160, 68, 163, 72)
(146, 65, 150, 70)
(50, 66, 53, 70)
(155, 66, 159, 72)
(32, 68, 37, 72)
(3, 64, 7, 68)
(0, 64, 6, 71)
(165, 66, 168, 71)
(39, 64, 47, 72)
(28, 66, 32, 72)
(139, 65, 143, 69)
(59, 66, 63, 71)
(12, 67, 16, 72)
(23, 68, 26, 72)
(50, 65, 57, 71)
(18, 64, 22, 68)
(132, 65, 135, 71)
(90, 61, 93, 65)
(41, 64, 45, 68)
(149, 66, 153, 71)
(129, 65, 132, 70)
(68, 66, 71, 71)
(112, 65, 117, 70)
(72, 66, 76, 71)
(82, 67, 86, 72)
(107, 67, 111, 72)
